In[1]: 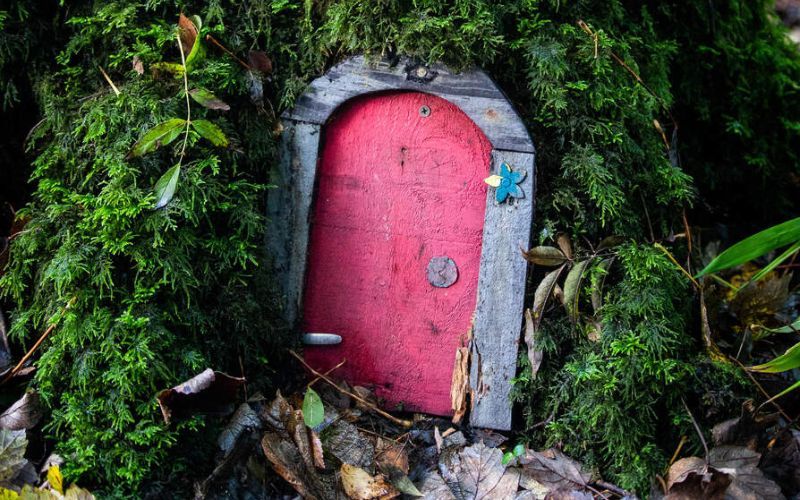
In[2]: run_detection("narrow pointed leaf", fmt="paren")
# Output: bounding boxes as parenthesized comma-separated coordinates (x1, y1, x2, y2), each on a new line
(696, 217, 800, 277)
(524, 310, 543, 379)
(597, 235, 625, 251)
(192, 119, 229, 147)
(302, 388, 324, 428)
(556, 234, 573, 260)
(189, 88, 230, 111)
(522, 246, 567, 266)
(533, 265, 566, 330)
(749, 342, 800, 373)
(153, 165, 181, 209)
(391, 475, 422, 497)
(749, 240, 800, 283)
(764, 378, 800, 403)
(755, 316, 800, 336)
(128, 119, 186, 158)
(563, 259, 592, 321)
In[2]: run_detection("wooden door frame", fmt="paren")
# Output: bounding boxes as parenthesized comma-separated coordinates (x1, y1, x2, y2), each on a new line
(267, 55, 536, 430)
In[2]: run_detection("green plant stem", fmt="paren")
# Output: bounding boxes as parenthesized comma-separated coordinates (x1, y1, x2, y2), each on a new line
(176, 31, 191, 167)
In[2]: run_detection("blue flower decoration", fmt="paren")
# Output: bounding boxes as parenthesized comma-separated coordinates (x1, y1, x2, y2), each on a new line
(493, 162, 526, 203)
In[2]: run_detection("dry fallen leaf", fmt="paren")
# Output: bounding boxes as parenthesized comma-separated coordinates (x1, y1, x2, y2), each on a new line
(439, 442, 519, 500)
(665, 457, 730, 500)
(417, 471, 456, 500)
(0, 429, 27, 483)
(217, 403, 260, 456)
(376, 438, 409, 475)
(760, 428, 800, 494)
(324, 418, 375, 469)
(711, 400, 777, 447)
(709, 446, 784, 499)
(310, 429, 326, 469)
(340, 463, 398, 500)
(156, 368, 245, 424)
(518, 448, 590, 493)
(261, 432, 319, 500)
(248, 50, 273, 74)
(0, 391, 42, 430)
(663, 446, 785, 500)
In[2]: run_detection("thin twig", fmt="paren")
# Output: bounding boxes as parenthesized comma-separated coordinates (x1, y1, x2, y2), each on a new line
(682, 210, 693, 274)
(577, 20, 675, 125)
(669, 435, 688, 466)
(654, 243, 700, 290)
(307, 359, 346, 388)
(205, 34, 252, 70)
(0, 296, 77, 385)
(289, 350, 413, 428)
(640, 192, 655, 243)
(357, 426, 402, 443)
(593, 480, 630, 498)
(98, 67, 120, 96)
(682, 397, 709, 464)
(729, 356, 793, 421)
(176, 32, 192, 167)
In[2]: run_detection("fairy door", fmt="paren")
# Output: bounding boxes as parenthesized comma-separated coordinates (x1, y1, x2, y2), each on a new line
(302, 91, 492, 416)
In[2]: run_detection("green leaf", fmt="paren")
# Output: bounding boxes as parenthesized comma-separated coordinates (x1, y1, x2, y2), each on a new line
(153, 165, 181, 209)
(749, 240, 800, 283)
(179, 14, 205, 70)
(302, 388, 324, 428)
(128, 119, 186, 158)
(513, 443, 525, 457)
(390, 475, 422, 497)
(764, 378, 800, 403)
(192, 119, 229, 147)
(696, 217, 800, 277)
(184, 30, 205, 70)
(749, 341, 800, 373)
(501, 451, 514, 466)
(189, 88, 230, 111)
(522, 246, 567, 266)
(563, 259, 592, 321)
(755, 316, 800, 336)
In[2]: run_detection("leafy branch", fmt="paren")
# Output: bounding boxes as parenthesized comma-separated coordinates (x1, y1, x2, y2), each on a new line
(128, 14, 231, 209)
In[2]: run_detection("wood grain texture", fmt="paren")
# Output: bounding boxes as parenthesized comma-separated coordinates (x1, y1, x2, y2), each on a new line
(283, 56, 534, 154)
(469, 150, 535, 430)
(266, 121, 321, 325)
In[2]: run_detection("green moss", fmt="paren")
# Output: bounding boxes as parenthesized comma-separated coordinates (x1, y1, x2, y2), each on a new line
(0, 0, 796, 495)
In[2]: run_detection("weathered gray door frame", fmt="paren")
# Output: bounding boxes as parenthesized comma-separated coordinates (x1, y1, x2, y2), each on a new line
(267, 55, 535, 430)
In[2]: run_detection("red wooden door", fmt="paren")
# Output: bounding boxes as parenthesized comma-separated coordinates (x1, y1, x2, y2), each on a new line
(303, 91, 492, 416)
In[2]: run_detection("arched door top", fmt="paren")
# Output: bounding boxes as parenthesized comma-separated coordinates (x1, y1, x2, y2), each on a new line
(283, 55, 534, 154)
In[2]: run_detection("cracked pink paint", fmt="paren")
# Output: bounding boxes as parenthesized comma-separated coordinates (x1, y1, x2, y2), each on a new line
(303, 91, 492, 416)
